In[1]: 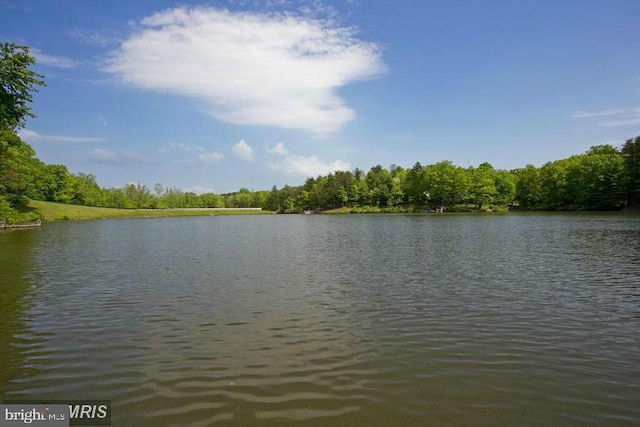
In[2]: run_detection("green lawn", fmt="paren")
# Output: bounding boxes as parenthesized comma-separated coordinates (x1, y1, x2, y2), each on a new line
(29, 200, 274, 222)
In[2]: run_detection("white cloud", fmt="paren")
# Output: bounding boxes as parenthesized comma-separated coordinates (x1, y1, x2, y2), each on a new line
(572, 107, 640, 127)
(19, 129, 106, 143)
(267, 141, 289, 155)
(105, 6, 385, 136)
(32, 49, 76, 69)
(232, 139, 254, 161)
(269, 143, 350, 177)
(89, 148, 144, 164)
(198, 151, 224, 164)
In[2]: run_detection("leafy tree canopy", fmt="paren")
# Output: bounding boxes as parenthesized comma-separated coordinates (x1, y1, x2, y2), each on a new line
(0, 42, 45, 131)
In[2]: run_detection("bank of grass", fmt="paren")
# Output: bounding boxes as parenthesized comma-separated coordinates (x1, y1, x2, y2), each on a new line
(323, 206, 413, 214)
(29, 200, 274, 222)
(323, 204, 511, 214)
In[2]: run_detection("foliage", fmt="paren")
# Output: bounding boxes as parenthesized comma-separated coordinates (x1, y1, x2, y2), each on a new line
(0, 42, 45, 131)
(536, 146, 626, 210)
(0, 44, 636, 216)
(514, 165, 541, 209)
(0, 129, 42, 206)
(1, 125, 636, 217)
(622, 135, 640, 206)
(0, 195, 12, 220)
(261, 145, 630, 213)
(424, 161, 469, 207)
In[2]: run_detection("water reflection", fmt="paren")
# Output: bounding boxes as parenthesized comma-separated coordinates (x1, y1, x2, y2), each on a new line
(0, 214, 639, 426)
(0, 229, 43, 397)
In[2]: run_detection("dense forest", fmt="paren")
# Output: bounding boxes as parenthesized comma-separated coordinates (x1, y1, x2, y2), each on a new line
(2, 43, 640, 221)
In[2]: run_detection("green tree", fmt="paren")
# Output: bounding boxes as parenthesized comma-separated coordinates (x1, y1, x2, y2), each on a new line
(0, 194, 12, 220)
(365, 165, 392, 207)
(389, 165, 406, 207)
(253, 190, 270, 209)
(539, 160, 568, 209)
(158, 187, 184, 208)
(0, 43, 45, 221)
(70, 173, 105, 206)
(515, 165, 541, 208)
(235, 188, 254, 208)
(199, 192, 225, 208)
(564, 147, 626, 209)
(493, 170, 516, 206)
(0, 42, 45, 131)
(350, 168, 368, 206)
(621, 135, 640, 205)
(469, 162, 497, 209)
(272, 185, 300, 213)
(300, 177, 319, 209)
(102, 188, 121, 208)
(265, 185, 281, 212)
(403, 162, 427, 207)
(0, 129, 42, 206)
(423, 161, 469, 207)
(588, 144, 619, 156)
(182, 191, 199, 208)
(333, 170, 354, 208)
(122, 183, 153, 208)
(37, 164, 73, 203)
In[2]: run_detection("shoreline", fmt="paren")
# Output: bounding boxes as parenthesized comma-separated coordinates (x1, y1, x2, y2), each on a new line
(24, 201, 637, 223)
(28, 200, 274, 222)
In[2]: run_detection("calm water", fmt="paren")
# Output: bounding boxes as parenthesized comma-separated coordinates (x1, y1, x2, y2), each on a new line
(1, 213, 639, 426)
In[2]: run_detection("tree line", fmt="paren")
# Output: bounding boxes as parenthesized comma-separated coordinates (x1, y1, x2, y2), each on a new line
(3, 122, 638, 218)
(266, 140, 638, 213)
(1, 42, 639, 221)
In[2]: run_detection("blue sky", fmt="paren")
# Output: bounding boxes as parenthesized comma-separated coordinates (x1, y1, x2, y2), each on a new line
(2, 0, 640, 193)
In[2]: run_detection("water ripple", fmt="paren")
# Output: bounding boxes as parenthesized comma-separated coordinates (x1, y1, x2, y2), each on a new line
(1, 214, 639, 425)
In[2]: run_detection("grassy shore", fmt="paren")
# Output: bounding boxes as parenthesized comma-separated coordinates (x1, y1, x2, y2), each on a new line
(29, 200, 274, 222)
(322, 204, 511, 214)
(322, 206, 413, 214)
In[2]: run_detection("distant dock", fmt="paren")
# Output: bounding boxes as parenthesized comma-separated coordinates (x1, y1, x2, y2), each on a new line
(1, 219, 42, 229)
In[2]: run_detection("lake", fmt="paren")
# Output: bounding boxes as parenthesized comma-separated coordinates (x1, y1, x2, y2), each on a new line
(1, 213, 639, 426)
